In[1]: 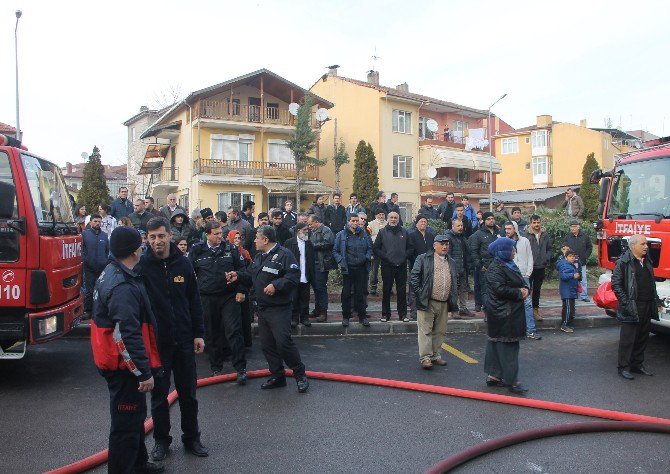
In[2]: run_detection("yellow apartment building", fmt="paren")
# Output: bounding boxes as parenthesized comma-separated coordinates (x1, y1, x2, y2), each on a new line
(493, 115, 637, 191)
(134, 69, 334, 213)
(310, 68, 509, 219)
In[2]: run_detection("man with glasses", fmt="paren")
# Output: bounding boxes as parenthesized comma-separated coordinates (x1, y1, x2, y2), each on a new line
(160, 193, 186, 221)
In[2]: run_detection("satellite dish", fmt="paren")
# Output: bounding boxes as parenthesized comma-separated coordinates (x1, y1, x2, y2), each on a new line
(288, 103, 300, 116)
(427, 167, 438, 179)
(315, 108, 330, 122)
(426, 119, 438, 133)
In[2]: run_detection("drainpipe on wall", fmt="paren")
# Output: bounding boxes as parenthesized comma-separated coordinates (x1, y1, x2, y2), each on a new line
(182, 98, 194, 211)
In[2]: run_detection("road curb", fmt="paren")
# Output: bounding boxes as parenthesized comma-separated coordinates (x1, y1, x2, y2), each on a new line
(66, 313, 617, 339)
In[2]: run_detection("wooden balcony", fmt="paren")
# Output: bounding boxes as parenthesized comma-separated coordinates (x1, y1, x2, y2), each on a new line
(193, 159, 319, 180)
(193, 100, 319, 128)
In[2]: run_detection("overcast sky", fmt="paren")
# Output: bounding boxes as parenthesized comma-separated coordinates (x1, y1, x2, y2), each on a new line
(1, 0, 668, 166)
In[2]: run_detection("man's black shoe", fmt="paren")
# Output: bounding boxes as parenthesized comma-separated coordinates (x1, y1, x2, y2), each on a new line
(631, 366, 654, 376)
(361, 318, 370, 327)
(301, 319, 312, 327)
(236, 370, 247, 385)
(184, 440, 209, 457)
(296, 376, 309, 393)
(136, 461, 165, 473)
(261, 376, 287, 389)
(150, 442, 169, 461)
(342, 318, 350, 327)
(618, 368, 635, 380)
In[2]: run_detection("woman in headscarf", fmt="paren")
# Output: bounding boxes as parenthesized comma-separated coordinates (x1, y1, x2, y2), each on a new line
(227, 229, 253, 347)
(484, 237, 530, 394)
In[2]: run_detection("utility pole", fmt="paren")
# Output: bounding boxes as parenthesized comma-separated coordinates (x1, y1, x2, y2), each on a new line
(15, 10, 22, 141)
(487, 93, 507, 211)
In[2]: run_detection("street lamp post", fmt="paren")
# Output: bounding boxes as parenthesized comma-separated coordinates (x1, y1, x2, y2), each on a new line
(488, 93, 507, 211)
(15, 10, 22, 142)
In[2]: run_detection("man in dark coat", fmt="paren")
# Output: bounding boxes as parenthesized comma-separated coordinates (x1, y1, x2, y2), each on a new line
(418, 196, 439, 220)
(407, 215, 435, 320)
(611, 234, 662, 380)
(110, 186, 133, 220)
(525, 214, 552, 321)
(129, 198, 153, 232)
(306, 194, 327, 224)
(82, 213, 109, 315)
(282, 200, 298, 228)
(284, 223, 314, 328)
(448, 218, 474, 318)
(270, 210, 291, 245)
(307, 214, 336, 322)
(561, 220, 592, 302)
(387, 193, 403, 225)
(325, 192, 347, 233)
(368, 191, 388, 218)
(139, 217, 208, 461)
(438, 192, 456, 225)
(468, 211, 499, 314)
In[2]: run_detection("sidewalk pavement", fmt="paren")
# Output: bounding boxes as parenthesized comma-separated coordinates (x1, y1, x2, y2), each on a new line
(69, 298, 616, 339)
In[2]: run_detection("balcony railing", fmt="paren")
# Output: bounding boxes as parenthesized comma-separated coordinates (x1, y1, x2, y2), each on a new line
(193, 159, 319, 180)
(152, 166, 179, 183)
(420, 178, 489, 190)
(194, 100, 319, 128)
(419, 136, 490, 153)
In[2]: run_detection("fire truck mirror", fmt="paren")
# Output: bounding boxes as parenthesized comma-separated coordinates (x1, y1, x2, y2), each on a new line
(598, 177, 610, 203)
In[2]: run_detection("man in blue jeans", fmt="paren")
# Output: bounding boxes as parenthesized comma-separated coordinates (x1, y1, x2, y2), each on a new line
(505, 222, 541, 339)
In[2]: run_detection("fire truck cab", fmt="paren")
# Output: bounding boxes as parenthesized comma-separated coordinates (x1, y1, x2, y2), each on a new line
(0, 134, 84, 359)
(591, 143, 670, 335)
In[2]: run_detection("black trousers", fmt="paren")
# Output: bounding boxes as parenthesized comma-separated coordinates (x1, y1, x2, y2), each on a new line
(292, 282, 311, 323)
(618, 300, 653, 369)
(201, 294, 247, 372)
(241, 298, 252, 347)
(258, 305, 306, 378)
(484, 340, 520, 386)
(342, 266, 367, 320)
(529, 267, 546, 309)
(561, 298, 576, 326)
(151, 342, 200, 445)
(104, 371, 148, 473)
(84, 268, 101, 313)
(381, 264, 407, 319)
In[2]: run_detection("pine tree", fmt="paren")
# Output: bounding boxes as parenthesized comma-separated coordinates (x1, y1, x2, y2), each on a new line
(580, 152, 600, 222)
(77, 146, 111, 212)
(286, 95, 325, 210)
(333, 139, 349, 193)
(352, 140, 379, 208)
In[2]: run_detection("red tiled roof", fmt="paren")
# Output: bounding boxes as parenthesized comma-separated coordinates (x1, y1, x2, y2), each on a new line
(62, 162, 127, 180)
(0, 122, 17, 133)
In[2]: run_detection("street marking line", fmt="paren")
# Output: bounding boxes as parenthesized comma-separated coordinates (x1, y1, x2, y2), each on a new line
(441, 343, 478, 364)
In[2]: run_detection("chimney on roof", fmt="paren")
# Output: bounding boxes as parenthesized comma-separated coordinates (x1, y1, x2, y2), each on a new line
(140, 106, 149, 113)
(537, 115, 552, 127)
(367, 70, 379, 85)
(327, 65, 339, 77)
(395, 83, 409, 93)
(66, 162, 72, 175)
(580, 119, 587, 128)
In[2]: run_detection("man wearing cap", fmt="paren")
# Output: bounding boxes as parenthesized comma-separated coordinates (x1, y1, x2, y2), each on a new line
(410, 234, 459, 369)
(468, 212, 499, 314)
(562, 188, 584, 218)
(562, 220, 593, 302)
(139, 217, 209, 462)
(91, 226, 164, 474)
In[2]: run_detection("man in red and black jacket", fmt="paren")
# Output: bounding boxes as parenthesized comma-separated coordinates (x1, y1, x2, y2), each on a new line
(139, 217, 208, 463)
(91, 226, 164, 474)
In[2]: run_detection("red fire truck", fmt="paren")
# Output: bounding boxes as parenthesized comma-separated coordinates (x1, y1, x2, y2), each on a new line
(591, 143, 670, 335)
(0, 134, 84, 359)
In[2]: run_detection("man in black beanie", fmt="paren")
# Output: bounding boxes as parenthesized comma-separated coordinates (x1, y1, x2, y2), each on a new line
(91, 226, 164, 474)
(139, 217, 208, 462)
(468, 211, 499, 315)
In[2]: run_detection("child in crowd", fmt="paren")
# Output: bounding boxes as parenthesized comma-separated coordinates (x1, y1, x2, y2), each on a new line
(556, 249, 581, 333)
(176, 238, 188, 255)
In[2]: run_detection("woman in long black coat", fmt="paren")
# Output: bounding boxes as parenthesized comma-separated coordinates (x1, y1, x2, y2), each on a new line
(484, 237, 530, 394)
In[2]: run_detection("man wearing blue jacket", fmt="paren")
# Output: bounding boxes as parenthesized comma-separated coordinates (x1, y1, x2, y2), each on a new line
(139, 217, 208, 462)
(334, 214, 373, 327)
(110, 187, 133, 220)
(82, 213, 109, 317)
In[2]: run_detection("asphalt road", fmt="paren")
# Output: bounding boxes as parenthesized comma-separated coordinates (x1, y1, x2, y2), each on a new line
(1, 327, 669, 473)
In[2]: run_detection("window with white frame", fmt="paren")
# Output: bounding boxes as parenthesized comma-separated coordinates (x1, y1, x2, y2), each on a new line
(418, 117, 434, 139)
(454, 120, 468, 132)
(531, 130, 548, 148)
(392, 109, 412, 134)
(501, 137, 519, 154)
(268, 139, 294, 163)
(393, 155, 413, 178)
(532, 157, 548, 176)
(211, 134, 254, 161)
(218, 192, 254, 212)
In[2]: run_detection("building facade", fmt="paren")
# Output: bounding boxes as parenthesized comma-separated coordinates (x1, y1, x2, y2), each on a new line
(310, 69, 513, 218)
(123, 106, 164, 199)
(61, 162, 128, 198)
(134, 69, 333, 214)
(494, 116, 631, 191)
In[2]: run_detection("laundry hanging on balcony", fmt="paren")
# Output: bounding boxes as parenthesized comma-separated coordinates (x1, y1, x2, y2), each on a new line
(465, 128, 489, 151)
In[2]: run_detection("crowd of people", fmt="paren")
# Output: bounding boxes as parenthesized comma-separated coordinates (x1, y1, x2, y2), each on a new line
(80, 186, 659, 473)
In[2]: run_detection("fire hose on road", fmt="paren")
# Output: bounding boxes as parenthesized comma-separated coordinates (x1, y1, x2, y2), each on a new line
(47, 369, 670, 474)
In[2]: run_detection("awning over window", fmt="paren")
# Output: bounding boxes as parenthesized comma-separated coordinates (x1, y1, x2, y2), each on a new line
(138, 144, 170, 175)
(433, 148, 501, 173)
(263, 182, 335, 194)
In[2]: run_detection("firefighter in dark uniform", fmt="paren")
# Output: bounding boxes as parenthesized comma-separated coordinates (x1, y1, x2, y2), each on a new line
(189, 220, 248, 381)
(139, 217, 209, 462)
(230, 225, 309, 393)
(90, 226, 164, 474)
